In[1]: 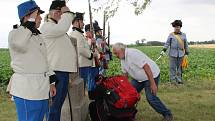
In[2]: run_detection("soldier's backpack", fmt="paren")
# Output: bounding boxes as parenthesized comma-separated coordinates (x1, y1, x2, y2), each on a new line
(89, 100, 137, 121)
(96, 75, 140, 109)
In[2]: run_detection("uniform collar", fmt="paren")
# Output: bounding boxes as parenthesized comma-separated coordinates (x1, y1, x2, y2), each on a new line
(72, 27, 84, 33)
(49, 18, 58, 24)
(173, 32, 182, 35)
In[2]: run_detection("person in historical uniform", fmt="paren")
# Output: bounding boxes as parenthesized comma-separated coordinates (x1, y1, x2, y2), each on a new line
(69, 12, 94, 95)
(93, 21, 110, 75)
(40, 1, 77, 120)
(84, 24, 100, 98)
(161, 20, 189, 84)
(8, 0, 57, 120)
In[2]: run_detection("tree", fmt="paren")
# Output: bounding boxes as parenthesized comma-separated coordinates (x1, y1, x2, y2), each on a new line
(136, 40, 140, 45)
(92, 0, 151, 21)
(141, 38, 146, 44)
(147, 41, 164, 46)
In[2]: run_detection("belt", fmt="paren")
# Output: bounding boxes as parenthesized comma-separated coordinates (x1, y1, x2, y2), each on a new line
(15, 72, 49, 77)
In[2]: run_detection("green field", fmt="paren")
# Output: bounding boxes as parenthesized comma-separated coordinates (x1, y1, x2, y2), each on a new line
(0, 47, 215, 121)
(107, 46, 215, 81)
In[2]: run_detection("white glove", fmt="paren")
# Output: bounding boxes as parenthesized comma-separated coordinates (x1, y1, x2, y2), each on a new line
(160, 51, 165, 56)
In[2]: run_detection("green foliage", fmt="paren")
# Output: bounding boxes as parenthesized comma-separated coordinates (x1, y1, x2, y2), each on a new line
(0, 49, 12, 87)
(92, 0, 151, 21)
(107, 46, 215, 82)
(0, 47, 215, 88)
(0, 47, 215, 121)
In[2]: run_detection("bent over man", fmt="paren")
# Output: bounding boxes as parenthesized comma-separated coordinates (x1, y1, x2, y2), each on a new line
(112, 43, 173, 121)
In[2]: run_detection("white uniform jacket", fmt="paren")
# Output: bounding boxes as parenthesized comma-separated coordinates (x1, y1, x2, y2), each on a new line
(40, 13, 77, 72)
(70, 29, 92, 67)
(8, 26, 52, 100)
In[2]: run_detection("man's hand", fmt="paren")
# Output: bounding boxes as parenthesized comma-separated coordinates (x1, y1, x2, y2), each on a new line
(91, 38, 96, 45)
(61, 6, 70, 13)
(29, 10, 38, 20)
(143, 63, 158, 95)
(160, 50, 165, 56)
(50, 84, 56, 97)
(123, 73, 129, 78)
(93, 52, 98, 58)
(150, 81, 157, 95)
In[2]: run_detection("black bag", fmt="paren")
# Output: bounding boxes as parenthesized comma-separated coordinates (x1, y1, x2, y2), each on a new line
(89, 79, 137, 121)
(89, 100, 137, 121)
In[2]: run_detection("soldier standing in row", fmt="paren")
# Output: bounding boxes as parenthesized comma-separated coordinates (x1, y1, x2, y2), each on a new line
(93, 21, 110, 75)
(8, 0, 56, 120)
(70, 13, 94, 95)
(85, 24, 100, 98)
(40, 1, 77, 120)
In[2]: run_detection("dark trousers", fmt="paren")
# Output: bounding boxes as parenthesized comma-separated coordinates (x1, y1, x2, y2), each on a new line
(89, 67, 99, 91)
(80, 67, 91, 91)
(131, 75, 172, 117)
(47, 71, 70, 121)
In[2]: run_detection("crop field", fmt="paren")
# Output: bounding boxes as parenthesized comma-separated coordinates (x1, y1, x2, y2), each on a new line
(107, 46, 215, 82)
(0, 46, 215, 121)
(189, 44, 215, 49)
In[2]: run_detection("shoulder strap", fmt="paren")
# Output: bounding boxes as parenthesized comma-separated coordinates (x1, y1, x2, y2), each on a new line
(172, 33, 185, 50)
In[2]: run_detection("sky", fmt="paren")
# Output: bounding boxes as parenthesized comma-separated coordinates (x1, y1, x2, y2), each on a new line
(0, 0, 215, 48)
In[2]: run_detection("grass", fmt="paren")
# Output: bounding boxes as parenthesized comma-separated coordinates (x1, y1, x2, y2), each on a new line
(0, 87, 17, 121)
(1, 47, 215, 121)
(1, 79, 215, 121)
(136, 79, 215, 121)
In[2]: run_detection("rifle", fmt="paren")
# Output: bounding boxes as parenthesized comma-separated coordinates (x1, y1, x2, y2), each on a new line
(101, 11, 108, 69)
(103, 11, 106, 43)
(107, 22, 113, 60)
(88, 0, 100, 67)
(107, 22, 110, 47)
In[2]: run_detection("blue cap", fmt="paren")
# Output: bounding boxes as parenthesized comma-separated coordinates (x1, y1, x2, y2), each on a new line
(17, 0, 44, 20)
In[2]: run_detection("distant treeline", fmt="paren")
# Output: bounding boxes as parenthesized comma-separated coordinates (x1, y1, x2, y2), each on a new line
(189, 40, 215, 45)
(132, 40, 215, 46)
(134, 41, 164, 46)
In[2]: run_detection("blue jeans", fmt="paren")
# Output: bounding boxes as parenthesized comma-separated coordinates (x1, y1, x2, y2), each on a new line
(80, 67, 91, 91)
(13, 96, 48, 121)
(169, 56, 183, 82)
(89, 67, 99, 91)
(47, 71, 70, 121)
(131, 75, 172, 117)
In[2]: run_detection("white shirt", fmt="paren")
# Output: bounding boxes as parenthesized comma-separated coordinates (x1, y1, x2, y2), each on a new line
(121, 48, 160, 82)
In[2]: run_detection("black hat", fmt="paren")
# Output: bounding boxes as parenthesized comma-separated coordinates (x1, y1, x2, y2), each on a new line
(85, 24, 90, 32)
(72, 12, 84, 24)
(93, 21, 102, 32)
(171, 20, 182, 27)
(49, 0, 66, 10)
